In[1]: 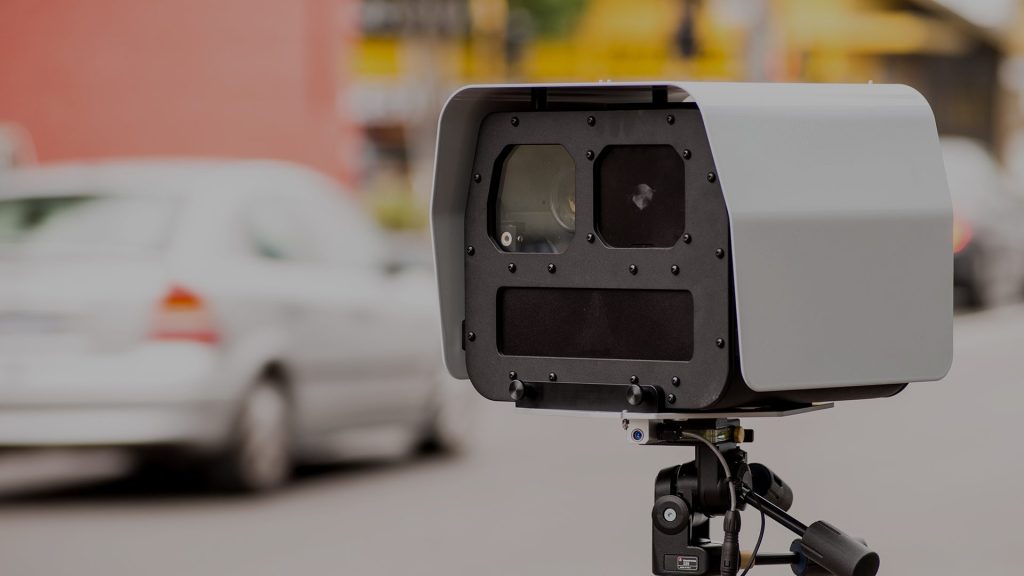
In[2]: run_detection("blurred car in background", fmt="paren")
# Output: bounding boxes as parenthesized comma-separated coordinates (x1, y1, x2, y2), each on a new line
(943, 137, 1024, 308)
(0, 160, 464, 492)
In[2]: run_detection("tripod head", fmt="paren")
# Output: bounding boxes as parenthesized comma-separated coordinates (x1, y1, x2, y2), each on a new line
(624, 412, 879, 576)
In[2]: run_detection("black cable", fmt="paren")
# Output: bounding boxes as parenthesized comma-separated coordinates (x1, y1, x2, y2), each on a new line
(738, 509, 766, 576)
(676, 431, 737, 509)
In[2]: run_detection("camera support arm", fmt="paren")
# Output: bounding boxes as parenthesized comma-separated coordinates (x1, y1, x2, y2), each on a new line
(631, 418, 879, 576)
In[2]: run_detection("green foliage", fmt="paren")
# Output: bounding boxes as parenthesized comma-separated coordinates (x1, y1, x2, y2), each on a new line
(510, 0, 589, 37)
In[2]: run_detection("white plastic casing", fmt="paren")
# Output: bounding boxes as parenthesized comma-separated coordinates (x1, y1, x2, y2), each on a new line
(431, 82, 953, 393)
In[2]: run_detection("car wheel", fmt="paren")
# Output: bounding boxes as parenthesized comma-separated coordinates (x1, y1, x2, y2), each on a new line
(212, 378, 292, 492)
(960, 281, 983, 309)
(418, 374, 473, 455)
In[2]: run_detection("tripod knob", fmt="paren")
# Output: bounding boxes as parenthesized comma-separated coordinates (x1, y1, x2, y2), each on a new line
(794, 522, 879, 576)
(652, 495, 689, 534)
(750, 463, 794, 511)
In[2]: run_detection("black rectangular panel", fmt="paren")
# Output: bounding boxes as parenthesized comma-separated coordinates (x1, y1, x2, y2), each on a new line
(498, 288, 694, 361)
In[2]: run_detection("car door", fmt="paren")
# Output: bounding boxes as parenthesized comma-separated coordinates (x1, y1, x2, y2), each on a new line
(297, 179, 437, 427)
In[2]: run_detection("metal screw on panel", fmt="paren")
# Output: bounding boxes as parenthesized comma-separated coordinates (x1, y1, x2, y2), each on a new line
(473, 173, 482, 183)
(586, 115, 596, 127)
(547, 263, 557, 274)
(629, 264, 638, 275)
(682, 149, 692, 160)
(666, 114, 675, 125)
(466, 246, 475, 256)
(630, 375, 639, 384)
(626, 384, 644, 406)
(667, 394, 677, 405)
(508, 263, 517, 273)
(671, 376, 680, 387)
(716, 338, 726, 348)
(683, 233, 692, 244)
(586, 150, 595, 161)
(715, 248, 725, 259)
(707, 171, 717, 183)
(511, 116, 520, 127)
(509, 371, 518, 380)
(586, 233, 595, 243)
(466, 331, 476, 342)
(671, 265, 680, 275)
(663, 508, 678, 522)
(509, 380, 526, 401)
(548, 372, 558, 382)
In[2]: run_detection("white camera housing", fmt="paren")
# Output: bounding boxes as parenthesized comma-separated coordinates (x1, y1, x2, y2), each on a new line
(432, 82, 952, 412)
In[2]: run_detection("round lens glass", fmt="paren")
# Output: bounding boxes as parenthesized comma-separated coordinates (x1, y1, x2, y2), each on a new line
(493, 145, 575, 253)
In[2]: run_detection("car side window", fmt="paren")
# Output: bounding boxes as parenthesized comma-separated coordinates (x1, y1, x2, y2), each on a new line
(303, 181, 385, 269)
(244, 192, 321, 263)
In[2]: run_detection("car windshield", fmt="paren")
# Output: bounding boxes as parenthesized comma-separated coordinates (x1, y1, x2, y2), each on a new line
(0, 192, 179, 256)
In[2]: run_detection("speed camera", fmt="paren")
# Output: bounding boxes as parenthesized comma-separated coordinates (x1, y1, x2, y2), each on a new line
(431, 82, 953, 413)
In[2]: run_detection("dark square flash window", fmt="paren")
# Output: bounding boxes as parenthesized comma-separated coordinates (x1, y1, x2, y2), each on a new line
(596, 145, 685, 247)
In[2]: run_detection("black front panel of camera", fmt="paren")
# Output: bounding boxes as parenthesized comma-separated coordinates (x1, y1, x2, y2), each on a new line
(463, 107, 732, 411)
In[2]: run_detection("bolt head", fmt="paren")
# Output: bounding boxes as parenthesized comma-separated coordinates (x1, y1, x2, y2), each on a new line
(667, 393, 677, 404)
(548, 372, 557, 382)
(586, 115, 596, 127)
(707, 171, 717, 183)
(586, 233, 595, 243)
(683, 233, 692, 244)
(466, 331, 476, 342)
(472, 173, 482, 183)
(716, 338, 726, 348)
(682, 149, 692, 160)
(586, 150, 595, 160)
(663, 508, 678, 522)
(508, 371, 518, 380)
(547, 263, 556, 273)
(511, 116, 520, 127)
(670, 265, 680, 275)
(626, 384, 644, 406)
(628, 264, 638, 275)
(666, 114, 675, 125)
(671, 376, 680, 387)
(508, 263, 517, 273)
(715, 248, 725, 259)
(629, 375, 639, 384)
(466, 246, 475, 256)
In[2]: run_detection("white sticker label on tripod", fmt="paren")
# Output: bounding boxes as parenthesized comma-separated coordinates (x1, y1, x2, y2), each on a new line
(676, 556, 699, 572)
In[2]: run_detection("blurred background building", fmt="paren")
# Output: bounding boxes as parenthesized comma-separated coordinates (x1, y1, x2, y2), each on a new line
(0, 0, 361, 183)
(4, 0, 1024, 227)
(349, 0, 1024, 200)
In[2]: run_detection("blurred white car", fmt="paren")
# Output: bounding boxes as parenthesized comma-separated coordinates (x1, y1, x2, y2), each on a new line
(944, 137, 1024, 308)
(0, 160, 462, 491)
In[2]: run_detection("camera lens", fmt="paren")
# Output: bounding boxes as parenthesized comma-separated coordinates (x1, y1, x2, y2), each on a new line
(493, 145, 575, 253)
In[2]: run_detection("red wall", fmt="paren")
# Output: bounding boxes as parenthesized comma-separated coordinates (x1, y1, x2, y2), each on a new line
(0, 0, 359, 183)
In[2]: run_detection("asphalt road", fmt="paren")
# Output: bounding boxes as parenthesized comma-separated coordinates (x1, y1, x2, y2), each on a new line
(0, 308, 1020, 575)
